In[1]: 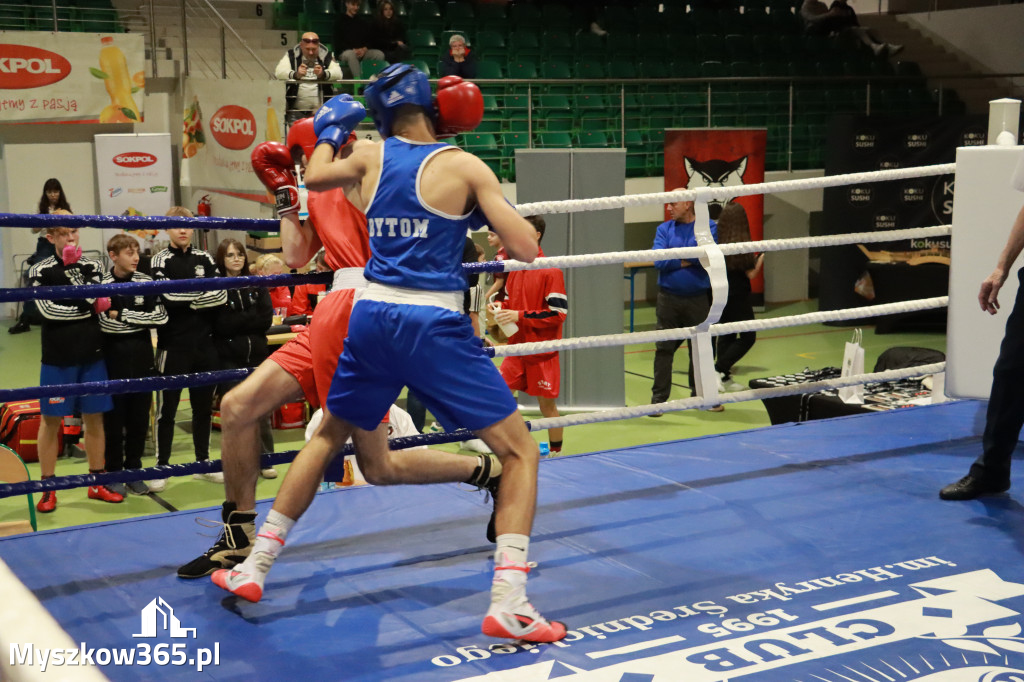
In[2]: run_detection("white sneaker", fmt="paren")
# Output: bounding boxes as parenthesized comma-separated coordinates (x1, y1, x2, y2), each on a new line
(718, 372, 745, 392)
(194, 472, 225, 484)
(147, 478, 166, 492)
(461, 438, 493, 454)
(590, 21, 608, 37)
(260, 467, 278, 479)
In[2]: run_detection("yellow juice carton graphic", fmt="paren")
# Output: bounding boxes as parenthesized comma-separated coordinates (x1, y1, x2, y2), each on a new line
(182, 96, 205, 159)
(93, 36, 141, 123)
(266, 97, 282, 143)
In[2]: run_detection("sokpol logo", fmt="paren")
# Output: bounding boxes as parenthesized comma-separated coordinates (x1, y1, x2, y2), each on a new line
(209, 105, 256, 150)
(114, 152, 157, 168)
(0, 44, 71, 89)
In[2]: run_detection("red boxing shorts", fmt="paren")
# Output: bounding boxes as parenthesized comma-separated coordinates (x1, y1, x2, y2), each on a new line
(270, 288, 356, 410)
(499, 354, 561, 399)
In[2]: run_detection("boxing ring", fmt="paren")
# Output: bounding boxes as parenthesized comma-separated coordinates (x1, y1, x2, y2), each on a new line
(3, 158, 1023, 680)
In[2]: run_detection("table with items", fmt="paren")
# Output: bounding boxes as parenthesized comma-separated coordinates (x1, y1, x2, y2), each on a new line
(750, 367, 934, 425)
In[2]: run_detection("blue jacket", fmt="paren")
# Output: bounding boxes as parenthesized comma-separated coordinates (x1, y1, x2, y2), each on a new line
(653, 218, 718, 296)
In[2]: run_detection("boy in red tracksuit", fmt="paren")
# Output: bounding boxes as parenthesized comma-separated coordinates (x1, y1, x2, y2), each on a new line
(494, 216, 568, 452)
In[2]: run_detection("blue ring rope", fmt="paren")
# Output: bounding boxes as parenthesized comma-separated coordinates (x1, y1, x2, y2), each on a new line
(0, 265, 506, 304)
(0, 271, 335, 303)
(0, 424, 531, 498)
(0, 369, 251, 403)
(0, 213, 279, 231)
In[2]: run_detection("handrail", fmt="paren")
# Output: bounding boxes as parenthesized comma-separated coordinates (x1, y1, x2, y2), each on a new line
(193, 0, 272, 79)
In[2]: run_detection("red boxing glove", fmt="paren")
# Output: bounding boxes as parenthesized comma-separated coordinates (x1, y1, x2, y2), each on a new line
(61, 244, 82, 266)
(251, 141, 299, 217)
(434, 76, 483, 139)
(94, 297, 111, 315)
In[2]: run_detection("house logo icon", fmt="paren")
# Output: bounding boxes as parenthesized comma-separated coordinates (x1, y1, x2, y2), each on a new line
(132, 597, 196, 639)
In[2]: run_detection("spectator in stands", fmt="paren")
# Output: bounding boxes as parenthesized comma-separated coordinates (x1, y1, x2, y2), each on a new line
(150, 207, 227, 490)
(288, 249, 329, 317)
(253, 253, 292, 312)
(713, 203, 764, 393)
(275, 32, 340, 125)
(800, 0, 902, 57)
(374, 1, 410, 65)
(495, 216, 568, 453)
(439, 34, 477, 78)
(333, 0, 386, 79)
(29, 215, 123, 512)
(650, 196, 723, 414)
(9, 179, 69, 334)
(99, 234, 167, 497)
(213, 238, 277, 480)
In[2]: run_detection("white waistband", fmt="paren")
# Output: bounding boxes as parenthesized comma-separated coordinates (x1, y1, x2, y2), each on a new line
(358, 282, 463, 313)
(331, 267, 368, 292)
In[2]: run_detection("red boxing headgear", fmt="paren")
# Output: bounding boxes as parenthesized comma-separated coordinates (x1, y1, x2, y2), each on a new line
(286, 117, 317, 163)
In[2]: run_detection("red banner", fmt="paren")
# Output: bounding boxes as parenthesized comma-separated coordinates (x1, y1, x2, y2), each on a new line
(664, 129, 766, 297)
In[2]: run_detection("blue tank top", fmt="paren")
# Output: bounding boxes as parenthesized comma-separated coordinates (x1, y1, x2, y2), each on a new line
(364, 136, 486, 292)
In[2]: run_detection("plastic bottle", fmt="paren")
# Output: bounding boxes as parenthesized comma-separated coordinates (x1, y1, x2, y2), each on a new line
(265, 96, 282, 143)
(99, 37, 139, 121)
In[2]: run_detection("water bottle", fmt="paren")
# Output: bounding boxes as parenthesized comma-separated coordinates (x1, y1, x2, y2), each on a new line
(539, 442, 550, 456)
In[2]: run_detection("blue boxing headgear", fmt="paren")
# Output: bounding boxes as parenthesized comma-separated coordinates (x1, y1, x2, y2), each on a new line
(363, 63, 434, 138)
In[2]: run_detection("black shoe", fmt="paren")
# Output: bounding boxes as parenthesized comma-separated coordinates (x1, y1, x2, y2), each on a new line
(8, 320, 29, 334)
(485, 474, 500, 544)
(177, 503, 256, 579)
(939, 474, 1010, 501)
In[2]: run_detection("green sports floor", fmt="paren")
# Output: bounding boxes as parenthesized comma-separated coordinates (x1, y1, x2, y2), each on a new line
(0, 301, 946, 534)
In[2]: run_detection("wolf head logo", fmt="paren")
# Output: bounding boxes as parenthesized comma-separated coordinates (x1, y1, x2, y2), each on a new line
(683, 156, 748, 220)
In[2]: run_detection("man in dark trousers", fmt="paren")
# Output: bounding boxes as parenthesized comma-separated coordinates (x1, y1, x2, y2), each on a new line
(333, 0, 384, 79)
(99, 234, 168, 496)
(149, 209, 226, 491)
(941, 151, 1024, 501)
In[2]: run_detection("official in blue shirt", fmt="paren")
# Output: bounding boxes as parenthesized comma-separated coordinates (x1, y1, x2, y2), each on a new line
(651, 196, 721, 412)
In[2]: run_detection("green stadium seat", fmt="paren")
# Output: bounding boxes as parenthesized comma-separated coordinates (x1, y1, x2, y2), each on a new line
(573, 32, 605, 58)
(601, 5, 637, 33)
(506, 59, 538, 80)
(578, 92, 608, 111)
(608, 61, 636, 79)
(404, 59, 431, 76)
(476, 59, 503, 79)
(359, 60, 390, 78)
(541, 60, 571, 79)
(474, 30, 505, 54)
(476, 119, 502, 133)
(537, 132, 572, 148)
(461, 132, 499, 159)
(540, 4, 573, 30)
(408, 29, 437, 50)
(509, 2, 541, 29)
(303, 0, 335, 16)
(574, 60, 606, 79)
(638, 61, 670, 79)
(500, 132, 530, 156)
(576, 131, 608, 148)
(444, 1, 474, 28)
(474, 3, 505, 31)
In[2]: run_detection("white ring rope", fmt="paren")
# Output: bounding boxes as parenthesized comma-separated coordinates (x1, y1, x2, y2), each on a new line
(526, 363, 946, 431)
(515, 163, 956, 217)
(492, 297, 948, 358)
(496, 226, 952, 272)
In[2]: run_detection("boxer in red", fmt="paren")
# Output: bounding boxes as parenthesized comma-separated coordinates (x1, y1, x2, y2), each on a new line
(177, 112, 502, 579)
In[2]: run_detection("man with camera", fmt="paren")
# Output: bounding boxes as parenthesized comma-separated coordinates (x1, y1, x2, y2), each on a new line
(275, 32, 340, 125)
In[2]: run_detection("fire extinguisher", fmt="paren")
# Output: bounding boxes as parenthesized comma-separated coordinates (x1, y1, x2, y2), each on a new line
(197, 194, 211, 217)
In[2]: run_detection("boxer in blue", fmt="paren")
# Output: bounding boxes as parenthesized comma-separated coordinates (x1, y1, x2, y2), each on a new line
(212, 65, 566, 643)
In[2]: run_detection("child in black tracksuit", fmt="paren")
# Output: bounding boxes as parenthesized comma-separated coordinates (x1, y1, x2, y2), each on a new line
(99, 234, 168, 496)
(150, 210, 227, 488)
(211, 238, 277, 478)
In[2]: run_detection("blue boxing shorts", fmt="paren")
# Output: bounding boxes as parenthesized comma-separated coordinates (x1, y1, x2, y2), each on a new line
(39, 359, 114, 417)
(326, 298, 518, 432)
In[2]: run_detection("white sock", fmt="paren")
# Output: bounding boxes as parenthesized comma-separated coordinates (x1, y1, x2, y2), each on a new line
(492, 534, 530, 603)
(245, 509, 296, 574)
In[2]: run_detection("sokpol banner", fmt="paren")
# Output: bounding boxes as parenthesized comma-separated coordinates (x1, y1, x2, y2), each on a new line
(0, 33, 145, 124)
(664, 128, 767, 306)
(95, 133, 173, 254)
(180, 78, 285, 204)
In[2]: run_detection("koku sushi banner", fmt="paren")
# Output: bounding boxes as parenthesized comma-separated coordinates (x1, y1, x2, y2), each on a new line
(0, 33, 145, 124)
(180, 78, 285, 202)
